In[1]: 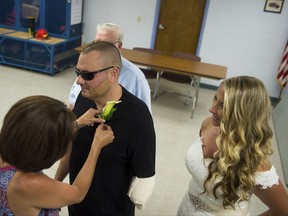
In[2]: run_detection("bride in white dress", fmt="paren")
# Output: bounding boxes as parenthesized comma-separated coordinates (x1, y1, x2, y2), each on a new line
(177, 76, 288, 216)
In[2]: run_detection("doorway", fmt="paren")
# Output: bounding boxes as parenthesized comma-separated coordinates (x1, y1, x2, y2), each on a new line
(152, 0, 208, 55)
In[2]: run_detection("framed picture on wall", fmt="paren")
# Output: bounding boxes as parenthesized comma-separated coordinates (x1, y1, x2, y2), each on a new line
(264, 0, 284, 13)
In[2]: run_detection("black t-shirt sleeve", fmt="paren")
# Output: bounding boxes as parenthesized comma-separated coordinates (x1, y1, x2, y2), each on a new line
(128, 109, 156, 178)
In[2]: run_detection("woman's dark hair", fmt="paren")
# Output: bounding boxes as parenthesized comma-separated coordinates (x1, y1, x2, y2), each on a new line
(0, 95, 77, 172)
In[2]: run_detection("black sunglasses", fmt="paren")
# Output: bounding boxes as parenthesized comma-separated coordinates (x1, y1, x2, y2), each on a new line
(75, 66, 115, 81)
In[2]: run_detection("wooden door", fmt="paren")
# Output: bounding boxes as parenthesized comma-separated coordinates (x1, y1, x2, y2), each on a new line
(154, 0, 207, 55)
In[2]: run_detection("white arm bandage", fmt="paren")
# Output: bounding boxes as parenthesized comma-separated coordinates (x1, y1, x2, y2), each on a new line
(127, 175, 155, 210)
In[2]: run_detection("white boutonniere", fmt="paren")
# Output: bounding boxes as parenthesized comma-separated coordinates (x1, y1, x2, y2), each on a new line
(98, 100, 122, 121)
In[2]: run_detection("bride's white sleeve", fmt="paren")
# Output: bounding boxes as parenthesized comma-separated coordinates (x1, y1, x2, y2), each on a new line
(254, 165, 279, 189)
(127, 175, 155, 210)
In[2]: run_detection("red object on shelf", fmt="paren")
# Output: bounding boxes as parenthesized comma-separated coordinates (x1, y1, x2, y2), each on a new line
(35, 29, 49, 40)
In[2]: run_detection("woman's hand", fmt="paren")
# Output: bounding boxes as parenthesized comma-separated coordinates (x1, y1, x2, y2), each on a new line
(93, 124, 114, 149)
(77, 108, 104, 128)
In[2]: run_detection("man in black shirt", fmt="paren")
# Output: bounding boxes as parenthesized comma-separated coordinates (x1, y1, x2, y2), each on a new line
(55, 41, 156, 216)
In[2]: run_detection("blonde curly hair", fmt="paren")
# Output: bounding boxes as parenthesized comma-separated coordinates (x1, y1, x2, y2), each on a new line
(204, 76, 273, 208)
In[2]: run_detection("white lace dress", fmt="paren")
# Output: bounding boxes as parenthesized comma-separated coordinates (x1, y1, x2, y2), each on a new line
(177, 137, 279, 216)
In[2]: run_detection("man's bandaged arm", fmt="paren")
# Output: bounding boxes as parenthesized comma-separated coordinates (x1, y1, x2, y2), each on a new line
(127, 175, 155, 210)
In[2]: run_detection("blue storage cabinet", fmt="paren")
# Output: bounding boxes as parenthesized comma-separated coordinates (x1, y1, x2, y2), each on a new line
(0, 31, 31, 67)
(0, 0, 41, 31)
(43, 0, 83, 40)
(0, 0, 18, 29)
(0, 0, 83, 75)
